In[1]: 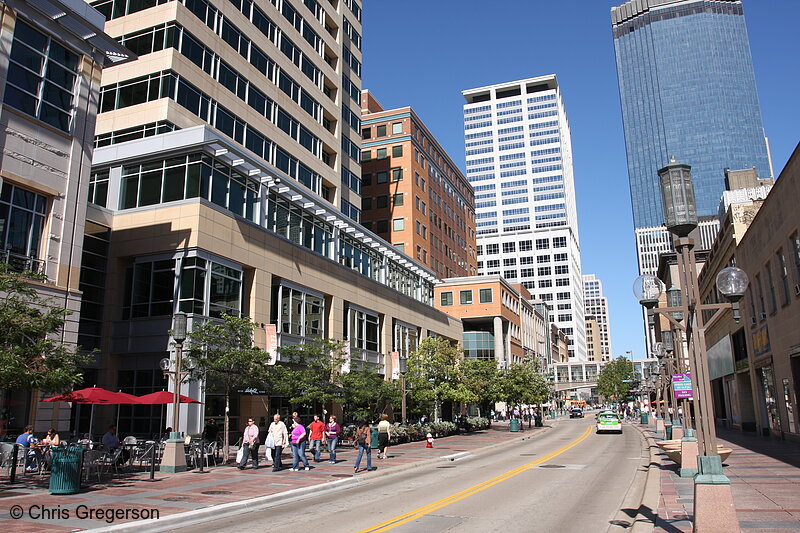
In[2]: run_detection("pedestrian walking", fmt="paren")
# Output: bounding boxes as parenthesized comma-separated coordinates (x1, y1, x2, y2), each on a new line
(290, 417, 310, 471)
(325, 415, 340, 463)
(377, 413, 391, 459)
(237, 418, 260, 470)
(308, 414, 325, 462)
(353, 421, 372, 473)
(267, 414, 288, 471)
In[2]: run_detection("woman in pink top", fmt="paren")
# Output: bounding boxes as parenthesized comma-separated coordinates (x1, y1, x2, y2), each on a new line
(290, 417, 309, 471)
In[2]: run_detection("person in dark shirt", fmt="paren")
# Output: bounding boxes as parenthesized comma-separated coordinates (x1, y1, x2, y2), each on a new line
(202, 419, 219, 443)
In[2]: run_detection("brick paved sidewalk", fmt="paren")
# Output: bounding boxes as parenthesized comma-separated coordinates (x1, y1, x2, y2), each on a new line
(0, 420, 547, 532)
(648, 425, 800, 532)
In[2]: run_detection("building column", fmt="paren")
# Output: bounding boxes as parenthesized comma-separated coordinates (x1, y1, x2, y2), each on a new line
(493, 316, 504, 366)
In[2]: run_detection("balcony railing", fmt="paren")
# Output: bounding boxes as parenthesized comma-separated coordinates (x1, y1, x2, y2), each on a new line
(1, 250, 45, 277)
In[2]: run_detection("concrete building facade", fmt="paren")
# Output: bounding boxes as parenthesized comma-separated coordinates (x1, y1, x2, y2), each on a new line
(0, 0, 132, 433)
(462, 75, 585, 361)
(583, 273, 612, 362)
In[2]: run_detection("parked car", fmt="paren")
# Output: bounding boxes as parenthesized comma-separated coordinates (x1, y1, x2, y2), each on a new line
(569, 408, 584, 418)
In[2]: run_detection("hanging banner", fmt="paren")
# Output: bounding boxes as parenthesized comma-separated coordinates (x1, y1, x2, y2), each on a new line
(390, 351, 400, 380)
(672, 373, 693, 399)
(265, 324, 278, 365)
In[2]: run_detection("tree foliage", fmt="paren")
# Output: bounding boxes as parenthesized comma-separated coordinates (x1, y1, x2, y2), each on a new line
(461, 358, 500, 412)
(406, 337, 475, 417)
(0, 265, 91, 393)
(185, 314, 272, 460)
(341, 368, 400, 423)
(496, 359, 550, 410)
(271, 339, 346, 408)
(597, 356, 635, 402)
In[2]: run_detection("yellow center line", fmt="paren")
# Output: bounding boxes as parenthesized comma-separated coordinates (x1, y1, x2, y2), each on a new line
(357, 425, 593, 533)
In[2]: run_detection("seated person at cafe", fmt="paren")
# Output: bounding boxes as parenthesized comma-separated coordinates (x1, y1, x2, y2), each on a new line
(102, 424, 129, 464)
(15, 425, 39, 471)
(43, 428, 60, 446)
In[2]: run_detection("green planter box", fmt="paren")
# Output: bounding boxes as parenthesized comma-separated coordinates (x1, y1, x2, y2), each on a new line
(49, 446, 84, 495)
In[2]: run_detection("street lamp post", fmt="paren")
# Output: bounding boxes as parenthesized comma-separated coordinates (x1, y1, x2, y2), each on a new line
(634, 157, 746, 532)
(159, 312, 194, 473)
(399, 355, 407, 425)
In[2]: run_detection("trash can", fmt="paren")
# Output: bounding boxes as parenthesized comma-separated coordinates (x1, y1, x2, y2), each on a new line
(370, 427, 379, 449)
(641, 413, 649, 425)
(509, 419, 520, 432)
(550, 410, 556, 419)
(49, 446, 83, 495)
(665, 424, 673, 440)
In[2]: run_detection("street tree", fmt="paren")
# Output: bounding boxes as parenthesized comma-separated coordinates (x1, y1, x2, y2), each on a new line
(406, 336, 473, 420)
(495, 359, 550, 415)
(0, 264, 91, 393)
(184, 314, 273, 461)
(461, 358, 500, 417)
(272, 339, 346, 411)
(597, 356, 635, 404)
(341, 368, 400, 422)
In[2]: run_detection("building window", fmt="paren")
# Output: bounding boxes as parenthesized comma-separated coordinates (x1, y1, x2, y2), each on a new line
(536, 238, 549, 250)
(377, 148, 388, 159)
(479, 288, 492, 303)
(554, 265, 569, 275)
(376, 171, 388, 184)
(393, 320, 419, 359)
(791, 233, 800, 291)
(391, 168, 403, 181)
(440, 291, 453, 306)
(276, 283, 324, 339)
(503, 242, 516, 253)
(347, 306, 379, 353)
(4, 21, 79, 132)
(519, 240, 532, 251)
(486, 243, 499, 255)
(376, 220, 389, 233)
(376, 124, 387, 137)
(393, 218, 404, 231)
(777, 249, 791, 305)
(361, 150, 371, 161)
(393, 193, 404, 206)
(504, 270, 517, 279)
(361, 127, 371, 139)
(376, 195, 388, 208)
(361, 197, 372, 210)
(460, 290, 473, 305)
(392, 122, 402, 134)
(88, 170, 110, 207)
(553, 236, 567, 248)
(0, 182, 48, 265)
(766, 262, 777, 314)
(538, 267, 551, 276)
(392, 145, 403, 157)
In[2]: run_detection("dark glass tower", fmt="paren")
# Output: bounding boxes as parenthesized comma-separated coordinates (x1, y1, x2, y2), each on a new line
(612, 0, 771, 229)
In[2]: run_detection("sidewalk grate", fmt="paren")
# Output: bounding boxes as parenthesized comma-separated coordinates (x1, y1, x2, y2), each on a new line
(330, 474, 353, 478)
(201, 490, 232, 495)
(162, 496, 192, 502)
(539, 464, 565, 468)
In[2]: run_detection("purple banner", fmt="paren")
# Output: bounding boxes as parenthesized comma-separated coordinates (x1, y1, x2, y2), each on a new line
(672, 373, 693, 400)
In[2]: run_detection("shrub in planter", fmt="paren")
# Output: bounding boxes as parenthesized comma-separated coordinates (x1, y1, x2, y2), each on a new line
(465, 417, 490, 432)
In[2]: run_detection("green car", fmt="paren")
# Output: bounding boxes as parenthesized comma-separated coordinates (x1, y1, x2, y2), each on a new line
(596, 411, 622, 434)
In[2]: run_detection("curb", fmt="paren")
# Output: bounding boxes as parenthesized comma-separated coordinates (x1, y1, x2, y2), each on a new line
(91, 422, 557, 533)
(627, 422, 663, 533)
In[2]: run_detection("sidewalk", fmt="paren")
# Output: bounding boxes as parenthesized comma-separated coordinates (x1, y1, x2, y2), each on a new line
(643, 424, 800, 532)
(0, 420, 550, 532)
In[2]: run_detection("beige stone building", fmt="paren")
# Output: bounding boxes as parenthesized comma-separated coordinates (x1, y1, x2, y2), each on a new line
(76, 0, 463, 437)
(0, 0, 132, 433)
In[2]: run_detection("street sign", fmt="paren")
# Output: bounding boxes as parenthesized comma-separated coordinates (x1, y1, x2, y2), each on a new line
(672, 373, 693, 399)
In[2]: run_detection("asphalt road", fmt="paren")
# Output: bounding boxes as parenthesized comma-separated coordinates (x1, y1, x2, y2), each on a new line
(174, 417, 646, 533)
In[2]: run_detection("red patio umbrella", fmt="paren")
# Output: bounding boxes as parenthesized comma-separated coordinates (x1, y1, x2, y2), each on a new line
(43, 387, 141, 405)
(136, 391, 201, 404)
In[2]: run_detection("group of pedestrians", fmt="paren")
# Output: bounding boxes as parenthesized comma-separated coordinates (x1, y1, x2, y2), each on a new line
(237, 413, 393, 474)
(238, 413, 342, 472)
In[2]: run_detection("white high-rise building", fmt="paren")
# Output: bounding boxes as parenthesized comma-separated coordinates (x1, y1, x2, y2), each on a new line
(462, 75, 586, 361)
(583, 274, 613, 362)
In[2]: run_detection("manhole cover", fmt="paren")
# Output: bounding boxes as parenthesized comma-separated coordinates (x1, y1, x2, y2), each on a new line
(331, 474, 353, 478)
(520, 453, 537, 456)
(201, 490, 233, 495)
(436, 465, 456, 469)
(539, 464, 565, 469)
(162, 496, 191, 502)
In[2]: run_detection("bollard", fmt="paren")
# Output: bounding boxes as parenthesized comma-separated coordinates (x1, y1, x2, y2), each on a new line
(148, 443, 157, 481)
(9, 444, 19, 483)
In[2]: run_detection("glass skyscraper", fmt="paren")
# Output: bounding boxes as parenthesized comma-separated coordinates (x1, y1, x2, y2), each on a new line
(612, 0, 771, 229)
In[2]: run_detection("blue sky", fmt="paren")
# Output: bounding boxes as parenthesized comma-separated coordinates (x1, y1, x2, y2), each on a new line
(361, 1, 800, 359)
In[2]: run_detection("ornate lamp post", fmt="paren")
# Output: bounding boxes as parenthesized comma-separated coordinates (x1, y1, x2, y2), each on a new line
(634, 157, 747, 532)
(159, 312, 195, 473)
